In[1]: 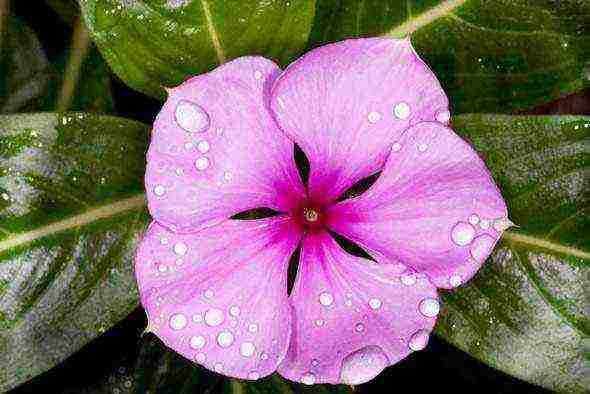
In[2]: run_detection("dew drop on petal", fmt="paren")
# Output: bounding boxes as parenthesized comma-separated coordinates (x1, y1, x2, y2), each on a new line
(419, 298, 440, 318)
(392, 142, 401, 152)
(449, 274, 462, 287)
(260, 352, 269, 360)
(248, 323, 259, 333)
(479, 219, 490, 229)
(195, 353, 206, 363)
(368, 111, 382, 123)
(195, 157, 210, 171)
(468, 214, 480, 225)
(197, 140, 210, 153)
(339, 346, 389, 385)
(189, 335, 206, 349)
(435, 110, 451, 123)
(319, 292, 334, 306)
(173, 242, 188, 255)
(223, 171, 233, 181)
(214, 363, 223, 372)
(175, 100, 210, 133)
(300, 372, 316, 385)
(248, 371, 260, 380)
(368, 298, 382, 310)
(314, 319, 325, 327)
(192, 314, 203, 323)
(240, 341, 256, 357)
(229, 305, 240, 317)
(254, 70, 263, 80)
(217, 330, 234, 347)
(153, 185, 166, 196)
(204, 308, 224, 326)
(451, 222, 475, 246)
(354, 323, 365, 333)
(417, 143, 428, 152)
(169, 313, 187, 330)
(408, 329, 430, 351)
(400, 273, 416, 286)
(393, 102, 410, 119)
(470, 234, 495, 262)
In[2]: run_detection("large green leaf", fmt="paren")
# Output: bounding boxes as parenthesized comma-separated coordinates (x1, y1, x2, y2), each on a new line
(309, 0, 590, 113)
(435, 115, 589, 392)
(0, 113, 149, 392)
(78, 0, 317, 99)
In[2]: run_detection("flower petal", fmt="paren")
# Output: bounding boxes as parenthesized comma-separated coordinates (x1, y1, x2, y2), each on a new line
(146, 56, 305, 232)
(277, 231, 438, 385)
(327, 122, 509, 289)
(135, 217, 301, 380)
(269, 37, 449, 204)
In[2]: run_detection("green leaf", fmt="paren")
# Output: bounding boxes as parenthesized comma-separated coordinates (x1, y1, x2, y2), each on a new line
(0, 18, 51, 113)
(0, 113, 149, 392)
(436, 115, 589, 393)
(46, 0, 80, 25)
(78, 0, 317, 99)
(309, 0, 590, 113)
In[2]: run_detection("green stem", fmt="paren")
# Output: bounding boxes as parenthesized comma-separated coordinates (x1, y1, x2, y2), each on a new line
(57, 16, 91, 112)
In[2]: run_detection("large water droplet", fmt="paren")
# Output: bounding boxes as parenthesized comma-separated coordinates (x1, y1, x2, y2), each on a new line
(204, 308, 224, 326)
(470, 234, 494, 262)
(169, 313, 187, 330)
(451, 222, 475, 246)
(217, 330, 234, 347)
(339, 346, 389, 385)
(175, 100, 210, 133)
(408, 329, 430, 351)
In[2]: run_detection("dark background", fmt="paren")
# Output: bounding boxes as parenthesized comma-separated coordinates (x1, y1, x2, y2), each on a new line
(8, 2, 589, 393)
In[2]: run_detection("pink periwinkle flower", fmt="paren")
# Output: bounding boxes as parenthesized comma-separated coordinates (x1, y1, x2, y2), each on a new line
(135, 37, 510, 385)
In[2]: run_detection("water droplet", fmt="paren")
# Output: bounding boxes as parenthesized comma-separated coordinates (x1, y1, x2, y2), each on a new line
(192, 314, 203, 323)
(314, 319, 325, 327)
(417, 143, 428, 152)
(254, 70, 263, 80)
(223, 171, 233, 181)
(451, 222, 475, 246)
(195, 353, 206, 363)
(300, 372, 316, 385)
(229, 305, 240, 317)
(345, 299, 353, 307)
(493, 217, 513, 232)
(214, 363, 223, 372)
(173, 242, 188, 255)
(240, 341, 256, 357)
(260, 352, 269, 360)
(190, 335, 206, 349)
(392, 142, 401, 152)
(248, 371, 260, 380)
(319, 292, 334, 306)
(479, 219, 490, 229)
(204, 289, 214, 298)
(248, 323, 259, 333)
(400, 273, 416, 286)
(468, 214, 480, 225)
(339, 346, 389, 385)
(408, 329, 430, 351)
(368, 111, 382, 123)
(197, 140, 210, 153)
(393, 102, 410, 119)
(435, 110, 450, 123)
(195, 157, 210, 170)
(169, 313, 187, 330)
(217, 330, 234, 347)
(449, 274, 462, 287)
(153, 185, 166, 196)
(368, 298, 382, 310)
(419, 298, 440, 317)
(470, 234, 494, 262)
(184, 142, 194, 150)
(354, 323, 365, 332)
(175, 100, 210, 133)
(204, 308, 224, 326)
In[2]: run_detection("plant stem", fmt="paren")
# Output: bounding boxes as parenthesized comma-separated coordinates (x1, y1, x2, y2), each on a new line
(57, 16, 91, 112)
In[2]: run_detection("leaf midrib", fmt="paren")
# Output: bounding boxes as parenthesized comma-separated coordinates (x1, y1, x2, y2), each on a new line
(0, 194, 146, 253)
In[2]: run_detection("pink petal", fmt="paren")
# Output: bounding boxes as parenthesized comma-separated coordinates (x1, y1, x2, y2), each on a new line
(269, 37, 449, 204)
(327, 122, 509, 289)
(135, 217, 301, 380)
(146, 56, 305, 232)
(278, 231, 438, 385)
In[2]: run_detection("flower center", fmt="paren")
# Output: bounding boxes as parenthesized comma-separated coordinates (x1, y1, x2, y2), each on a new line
(303, 207, 319, 223)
